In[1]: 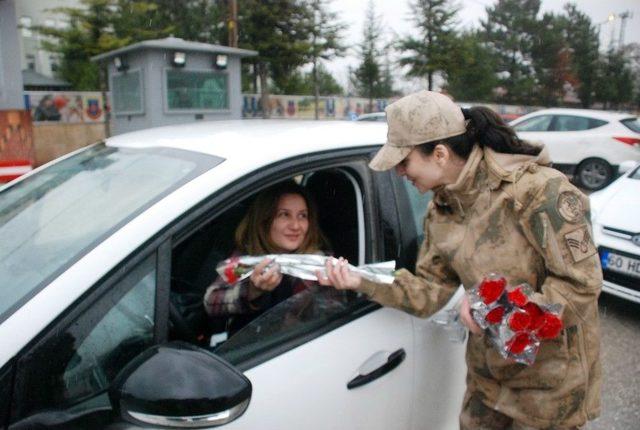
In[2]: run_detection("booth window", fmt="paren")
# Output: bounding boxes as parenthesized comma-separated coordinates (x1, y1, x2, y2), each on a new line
(112, 69, 143, 115)
(166, 69, 228, 111)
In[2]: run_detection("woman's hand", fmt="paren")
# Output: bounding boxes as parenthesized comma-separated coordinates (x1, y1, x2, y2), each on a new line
(316, 257, 362, 290)
(248, 258, 282, 299)
(459, 294, 483, 335)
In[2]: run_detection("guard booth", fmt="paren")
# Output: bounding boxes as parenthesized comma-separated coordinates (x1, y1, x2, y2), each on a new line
(92, 37, 257, 135)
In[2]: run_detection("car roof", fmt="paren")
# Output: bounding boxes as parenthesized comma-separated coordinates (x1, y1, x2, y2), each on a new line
(525, 108, 635, 121)
(106, 120, 387, 161)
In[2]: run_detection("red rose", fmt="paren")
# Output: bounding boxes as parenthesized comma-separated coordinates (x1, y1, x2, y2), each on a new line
(485, 306, 505, 324)
(523, 302, 545, 330)
(478, 275, 507, 304)
(536, 313, 563, 340)
(508, 310, 532, 332)
(507, 286, 528, 307)
(223, 257, 240, 284)
(506, 332, 533, 354)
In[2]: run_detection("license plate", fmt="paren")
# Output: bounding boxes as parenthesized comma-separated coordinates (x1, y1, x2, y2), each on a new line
(601, 251, 640, 279)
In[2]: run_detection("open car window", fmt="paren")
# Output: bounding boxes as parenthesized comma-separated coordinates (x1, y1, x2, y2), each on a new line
(214, 285, 356, 366)
(169, 165, 374, 369)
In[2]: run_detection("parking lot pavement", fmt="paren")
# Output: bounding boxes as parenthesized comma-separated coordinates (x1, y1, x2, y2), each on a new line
(587, 294, 640, 430)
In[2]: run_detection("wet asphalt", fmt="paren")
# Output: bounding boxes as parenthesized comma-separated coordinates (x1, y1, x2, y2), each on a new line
(586, 293, 640, 430)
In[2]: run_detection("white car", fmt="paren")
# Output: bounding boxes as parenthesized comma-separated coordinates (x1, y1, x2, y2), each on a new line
(510, 108, 640, 190)
(591, 161, 640, 304)
(0, 120, 467, 430)
(355, 112, 386, 122)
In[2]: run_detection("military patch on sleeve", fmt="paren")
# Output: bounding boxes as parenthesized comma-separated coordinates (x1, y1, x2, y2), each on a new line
(556, 191, 584, 224)
(564, 226, 597, 263)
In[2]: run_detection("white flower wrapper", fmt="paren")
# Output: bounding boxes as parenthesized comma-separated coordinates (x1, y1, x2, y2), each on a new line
(216, 254, 396, 285)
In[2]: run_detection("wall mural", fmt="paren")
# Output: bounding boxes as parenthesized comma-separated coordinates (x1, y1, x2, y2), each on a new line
(25, 91, 107, 123)
(0, 110, 34, 182)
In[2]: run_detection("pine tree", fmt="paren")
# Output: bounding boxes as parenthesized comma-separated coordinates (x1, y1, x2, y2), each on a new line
(235, 0, 312, 117)
(445, 31, 498, 102)
(531, 12, 570, 106)
(560, 4, 600, 108)
(352, 1, 384, 111)
(397, 0, 458, 91)
(307, 0, 346, 118)
(595, 49, 634, 109)
(481, 0, 540, 104)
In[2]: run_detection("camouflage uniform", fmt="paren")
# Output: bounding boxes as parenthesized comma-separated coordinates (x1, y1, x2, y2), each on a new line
(358, 144, 602, 429)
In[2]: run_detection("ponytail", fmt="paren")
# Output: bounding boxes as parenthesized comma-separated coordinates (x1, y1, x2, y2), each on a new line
(461, 107, 541, 156)
(417, 106, 542, 159)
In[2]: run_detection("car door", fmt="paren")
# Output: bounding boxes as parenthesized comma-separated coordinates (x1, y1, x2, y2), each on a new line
(376, 169, 468, 430)
(170, 156, 417, 430)
(222, 162, 465, 430)
(547, 115, 610, 165)
(165, 150, 463, 430)
(512, 114, 569, 162)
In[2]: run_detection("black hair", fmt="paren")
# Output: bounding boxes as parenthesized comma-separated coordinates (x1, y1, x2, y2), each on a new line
(416, 106, 542, 159)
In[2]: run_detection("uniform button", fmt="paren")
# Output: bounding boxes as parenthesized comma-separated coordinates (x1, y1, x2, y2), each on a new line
(528, 164, 539, 173)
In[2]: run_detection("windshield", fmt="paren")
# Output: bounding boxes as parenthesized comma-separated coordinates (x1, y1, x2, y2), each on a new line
(621, 118, 640, 134)
(0, 143, 222, 322)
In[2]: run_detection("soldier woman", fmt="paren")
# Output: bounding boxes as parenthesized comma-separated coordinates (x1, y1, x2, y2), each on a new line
(320, 91, 602, 430)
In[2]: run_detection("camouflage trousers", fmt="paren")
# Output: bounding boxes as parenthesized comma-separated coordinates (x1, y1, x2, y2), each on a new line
(459, 390, 585, 430)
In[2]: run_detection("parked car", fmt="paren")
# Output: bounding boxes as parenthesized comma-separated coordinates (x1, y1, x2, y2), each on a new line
(355, 112, 386, 122)
(0, 120, 467, 430)
(510, 108, 640, 190)
(590, 160, 640, 304)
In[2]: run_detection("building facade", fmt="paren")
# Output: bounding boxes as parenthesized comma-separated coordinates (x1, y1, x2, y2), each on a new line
(15, 0, 78, 78)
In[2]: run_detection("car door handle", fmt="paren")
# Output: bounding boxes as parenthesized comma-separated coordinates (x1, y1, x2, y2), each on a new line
(347, 348, 406, 390)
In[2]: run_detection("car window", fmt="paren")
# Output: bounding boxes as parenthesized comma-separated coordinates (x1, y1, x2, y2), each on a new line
(552, 115, 604, 131)
(513, 115, 553, 132)
(170, 168, 372, 369)
(0, 143, 221, 324)
(621, 117, 640, 133)
(10, 254, 156, 424)
(214, 286, 353, 366)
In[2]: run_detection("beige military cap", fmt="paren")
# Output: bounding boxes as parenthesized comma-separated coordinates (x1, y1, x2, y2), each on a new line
(369, 90, 467, 171)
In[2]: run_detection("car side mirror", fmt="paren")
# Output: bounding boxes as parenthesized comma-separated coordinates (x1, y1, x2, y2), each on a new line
(109, 341, 251, 428)
(618, 160, 637, 175)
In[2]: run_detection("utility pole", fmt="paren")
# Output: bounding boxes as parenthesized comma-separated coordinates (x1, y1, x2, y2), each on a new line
(228, 0, 238, 48)
(618, 11, 633, 49)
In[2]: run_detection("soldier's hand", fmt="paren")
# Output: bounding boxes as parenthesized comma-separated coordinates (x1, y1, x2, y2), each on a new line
(316, 257, 362, 290)
(460, 294, 483, 335)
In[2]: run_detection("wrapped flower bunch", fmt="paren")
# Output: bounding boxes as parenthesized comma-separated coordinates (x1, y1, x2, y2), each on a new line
(469, 274, 563, 365)
(216, 254, 396, 285)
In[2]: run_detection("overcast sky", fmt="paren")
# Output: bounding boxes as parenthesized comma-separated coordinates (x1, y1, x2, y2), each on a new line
(325, 0, 640, 91)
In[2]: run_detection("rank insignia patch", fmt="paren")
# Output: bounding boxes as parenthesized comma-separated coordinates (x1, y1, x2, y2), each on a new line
(564, 226, 597, 263)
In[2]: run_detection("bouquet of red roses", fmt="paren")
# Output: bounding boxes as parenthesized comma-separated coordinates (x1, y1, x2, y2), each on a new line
(468, 274, 563, 365)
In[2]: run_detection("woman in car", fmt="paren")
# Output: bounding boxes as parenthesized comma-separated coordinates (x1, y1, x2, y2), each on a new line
(320, 91, 602, 430)
(204, 180, 329, 328)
